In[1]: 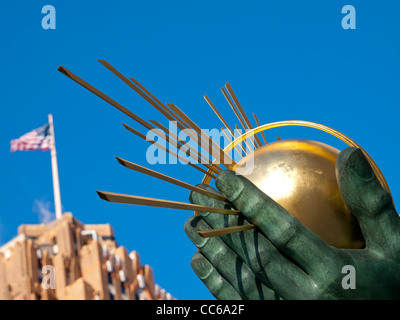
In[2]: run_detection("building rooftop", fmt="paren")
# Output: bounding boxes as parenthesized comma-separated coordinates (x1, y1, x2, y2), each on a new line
(0, 213, 174, 300)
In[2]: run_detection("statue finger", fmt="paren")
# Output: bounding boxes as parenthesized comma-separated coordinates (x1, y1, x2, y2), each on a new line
(184, 215, 278, 300)
(336, 147, 400, 249)
(215, 170, 337, 279)
(190, 185, 317, 299)
(190, 252, 243, 300)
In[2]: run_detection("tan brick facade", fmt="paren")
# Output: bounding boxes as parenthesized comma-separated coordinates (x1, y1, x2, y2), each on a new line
(0, 213, 174, 300)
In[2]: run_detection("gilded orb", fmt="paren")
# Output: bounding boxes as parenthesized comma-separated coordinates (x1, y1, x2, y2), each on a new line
(233, 139, 365, 249)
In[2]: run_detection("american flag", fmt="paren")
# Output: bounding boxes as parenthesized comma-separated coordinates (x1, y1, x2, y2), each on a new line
(10, 123, 54, 152)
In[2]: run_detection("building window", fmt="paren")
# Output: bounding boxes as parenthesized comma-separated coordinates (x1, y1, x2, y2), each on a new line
(65, 267, 71, 285)
(36, 249, 43, 282)
(108, 281, 116, 300)
(81, 230, 99, 244)
(72, 230, 78, 256)
(51, 237, 58, 256)
(4, 249, 11, 260)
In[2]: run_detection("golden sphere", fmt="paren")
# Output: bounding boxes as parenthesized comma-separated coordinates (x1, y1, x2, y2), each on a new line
(233, 139, 364, 249)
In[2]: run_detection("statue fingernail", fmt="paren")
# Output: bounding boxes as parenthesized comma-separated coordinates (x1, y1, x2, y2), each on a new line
(216, 171, 244, 201)
(347, 148, 373, 179)
(184, 217, 208, 247)
(191, 232, 208, 247)
(191, 254, 213, 279)
(185, 220, 209, 248)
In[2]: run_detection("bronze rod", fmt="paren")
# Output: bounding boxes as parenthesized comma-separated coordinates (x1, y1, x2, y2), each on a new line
(204, 95, 247, 155)
(128, 74, 193, 130)
(57, 66, 156, 132)
(235, 124, 253, 153)
(99, 60, 204, 152)
(98, 60, 189, 134)
(58, 64, 221, 178)
(165, 102, 229, 165)
(116, 157, 227, 202)
(222, 87, 257, 151)
(221, 87, 247, 132)
(152, 121, 222, 174)
(61, 67, 198, 175)
(150, 120, 205, 163)
(204, 95, 235, 136)
(166, 103, 236, 168)
(253, 112, 267, 145)
(122, 123, 216, 179)
(58, 65, 188, 164)
(96, 191, 240, 215)
(221, 128, 246, 157)
(59, 65, 226, 176)
(198, 224, 255, 238)
(225, 83, 263, 148)
(160, 110, 224, 171)
(150, 120, 222, 174)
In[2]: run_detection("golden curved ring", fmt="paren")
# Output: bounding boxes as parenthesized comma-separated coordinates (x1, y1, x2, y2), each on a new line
(201, 120, 391, 196)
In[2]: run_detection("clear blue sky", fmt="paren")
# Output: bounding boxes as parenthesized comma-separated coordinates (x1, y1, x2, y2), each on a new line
(0, 1, 399, 300)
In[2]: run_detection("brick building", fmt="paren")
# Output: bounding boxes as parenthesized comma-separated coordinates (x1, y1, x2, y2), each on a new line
(0, 213, 174, 300)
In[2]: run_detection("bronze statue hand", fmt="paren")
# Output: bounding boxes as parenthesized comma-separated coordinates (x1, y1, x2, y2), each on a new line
(184, 147, 400, 299)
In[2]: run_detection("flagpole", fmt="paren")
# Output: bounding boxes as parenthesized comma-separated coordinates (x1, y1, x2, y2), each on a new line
(48, 114, 63, 220)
